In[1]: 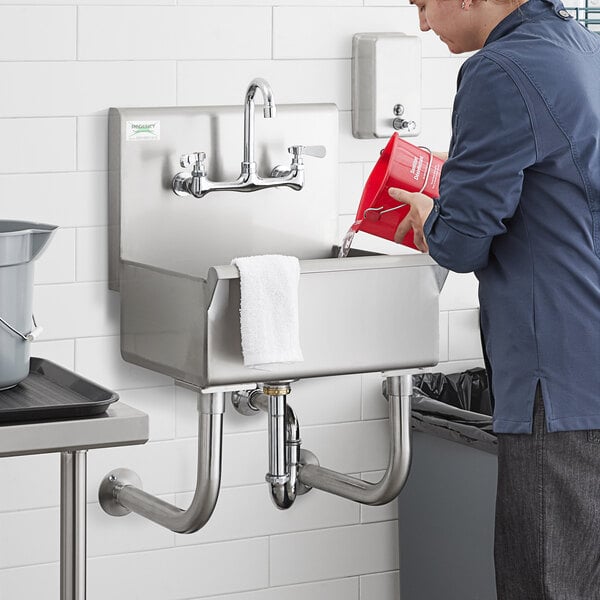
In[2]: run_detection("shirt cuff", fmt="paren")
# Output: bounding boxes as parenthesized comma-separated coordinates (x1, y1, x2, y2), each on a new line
(424, 198, 441, 238)
(424, 199, 492, 273)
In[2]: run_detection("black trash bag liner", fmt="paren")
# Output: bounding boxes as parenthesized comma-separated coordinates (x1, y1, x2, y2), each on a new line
(410, 392, 495, 432)
(411, 368, 496, 453)
(410, 411, 497, 454)
(413, 368, 492, 417)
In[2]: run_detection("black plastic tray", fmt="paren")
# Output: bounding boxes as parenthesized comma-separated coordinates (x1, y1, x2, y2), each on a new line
(0, 358, 119, 424)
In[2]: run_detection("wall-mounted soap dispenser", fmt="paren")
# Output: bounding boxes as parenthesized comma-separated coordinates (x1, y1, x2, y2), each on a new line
(352, 33, 422, 139)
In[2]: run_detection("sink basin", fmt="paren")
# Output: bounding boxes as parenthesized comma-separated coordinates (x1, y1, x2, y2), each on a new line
(109, 102, 446, 388)
(119, 252, 445, 387)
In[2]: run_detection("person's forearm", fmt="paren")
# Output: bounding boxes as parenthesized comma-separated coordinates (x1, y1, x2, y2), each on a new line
(433, 151, 448, 160)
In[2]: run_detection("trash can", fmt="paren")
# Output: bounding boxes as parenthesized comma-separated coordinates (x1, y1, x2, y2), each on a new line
(398, 368, 498, 600)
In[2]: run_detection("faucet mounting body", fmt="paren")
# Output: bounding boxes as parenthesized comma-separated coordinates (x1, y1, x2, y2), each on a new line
(172, 78, 325, 198)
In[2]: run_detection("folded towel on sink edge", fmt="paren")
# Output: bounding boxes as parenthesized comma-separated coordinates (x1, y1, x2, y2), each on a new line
(231, 255, 304, 369)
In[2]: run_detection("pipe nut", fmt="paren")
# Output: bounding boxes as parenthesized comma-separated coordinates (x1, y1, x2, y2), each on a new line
(262, 384, 291, 396)
(265, 473, 290, 486)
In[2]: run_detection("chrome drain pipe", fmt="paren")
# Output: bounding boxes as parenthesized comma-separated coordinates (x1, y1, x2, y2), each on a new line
(232, 384, 309, 509)
(98, 391, 224, 533)
(264, 383, 294, 509)
(233, 374, 413, 509)
(298, 374, 412, 505)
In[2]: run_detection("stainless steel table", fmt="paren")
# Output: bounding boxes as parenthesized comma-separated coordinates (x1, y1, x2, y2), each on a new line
(0, 403, 149, 600)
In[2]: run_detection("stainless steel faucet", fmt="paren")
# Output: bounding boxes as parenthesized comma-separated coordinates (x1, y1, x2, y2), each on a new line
(172, 78, 325, 198)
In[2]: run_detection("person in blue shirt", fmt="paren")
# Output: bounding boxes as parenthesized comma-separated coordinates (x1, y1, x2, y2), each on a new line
(392, 0, 600, 597)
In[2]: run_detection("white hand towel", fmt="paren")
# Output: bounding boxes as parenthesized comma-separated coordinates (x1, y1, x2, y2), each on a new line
(231, 255, 304, 369)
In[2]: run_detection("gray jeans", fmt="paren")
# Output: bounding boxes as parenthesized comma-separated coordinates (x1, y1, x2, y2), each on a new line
(495, 389, 600, 599)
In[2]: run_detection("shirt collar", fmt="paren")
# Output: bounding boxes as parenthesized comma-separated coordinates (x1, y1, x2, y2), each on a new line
(484, 0, 569, 45)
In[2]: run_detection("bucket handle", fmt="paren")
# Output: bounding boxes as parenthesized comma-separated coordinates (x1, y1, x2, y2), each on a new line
(0, 314, 43, 342)
(364, 146, 434, 221)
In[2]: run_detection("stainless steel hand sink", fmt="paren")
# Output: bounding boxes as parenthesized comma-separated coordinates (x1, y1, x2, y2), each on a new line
(100, 96, 447, 535)
(109, 101, 446, 389)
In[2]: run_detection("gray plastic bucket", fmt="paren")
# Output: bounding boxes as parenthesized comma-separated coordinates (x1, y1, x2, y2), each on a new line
(0, 220, 58, 390)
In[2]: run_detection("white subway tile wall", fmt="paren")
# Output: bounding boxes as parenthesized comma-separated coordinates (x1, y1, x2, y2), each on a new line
(449, 309, 484, 361)
(270, 521, 399, 586)
(79, 7, 272, 60)
(177, 59, 351, 109)
(0, 7, 76, 61)
(361, 571, 401, 600)
(0, 62, 176, 118)
(0, 2, 481, 599)
(196, 578, 360, 600)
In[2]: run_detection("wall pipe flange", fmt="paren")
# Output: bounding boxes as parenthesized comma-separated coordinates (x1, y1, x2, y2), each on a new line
(98, 468, 143, 517)
(296, 449, 319, 495)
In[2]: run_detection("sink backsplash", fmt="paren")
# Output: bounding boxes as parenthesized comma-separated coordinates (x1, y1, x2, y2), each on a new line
(109, 104, 339, 287)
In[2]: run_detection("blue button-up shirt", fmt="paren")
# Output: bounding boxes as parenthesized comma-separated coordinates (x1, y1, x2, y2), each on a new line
(424, 0, 600, 433)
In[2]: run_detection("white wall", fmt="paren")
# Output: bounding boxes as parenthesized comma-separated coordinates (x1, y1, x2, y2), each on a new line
(0, 2, 482, 598)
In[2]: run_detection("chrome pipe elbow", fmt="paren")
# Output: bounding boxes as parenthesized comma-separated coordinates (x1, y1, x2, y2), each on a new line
(297, 374, 413, 506)
(99, 392, 225, 534)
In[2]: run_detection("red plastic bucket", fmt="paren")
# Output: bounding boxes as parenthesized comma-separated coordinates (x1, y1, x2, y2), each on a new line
(352, 133, 445, 249)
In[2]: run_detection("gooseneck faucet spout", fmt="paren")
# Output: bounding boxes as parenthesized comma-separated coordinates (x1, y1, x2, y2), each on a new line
(243, 78, 276, 174)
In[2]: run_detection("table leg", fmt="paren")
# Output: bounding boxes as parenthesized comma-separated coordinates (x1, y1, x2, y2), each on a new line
(60, 450, 87, 600)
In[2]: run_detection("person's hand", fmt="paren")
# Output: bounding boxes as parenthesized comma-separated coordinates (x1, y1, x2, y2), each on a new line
(388, 187, 434, 253)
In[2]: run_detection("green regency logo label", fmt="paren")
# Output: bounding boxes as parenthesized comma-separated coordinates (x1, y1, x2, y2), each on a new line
(126, 120, 160, 141)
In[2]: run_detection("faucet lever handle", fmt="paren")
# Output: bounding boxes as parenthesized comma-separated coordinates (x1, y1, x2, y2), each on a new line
(288, 145, 327, 159)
